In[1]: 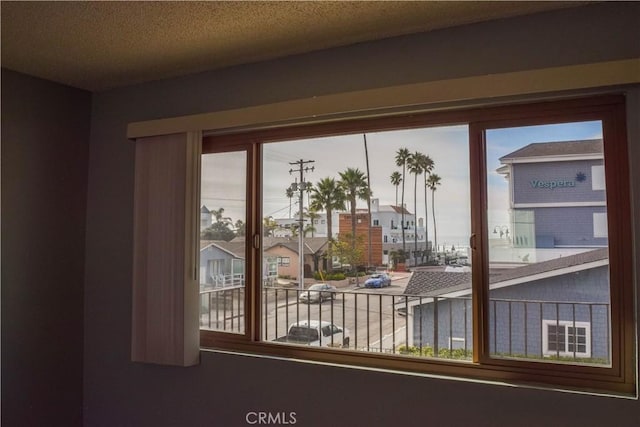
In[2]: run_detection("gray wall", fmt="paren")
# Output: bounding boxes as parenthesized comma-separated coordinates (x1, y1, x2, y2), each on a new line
(84, 4, 640, 427)
(1, 69, 90, 426)
(2, 3, 639, 427)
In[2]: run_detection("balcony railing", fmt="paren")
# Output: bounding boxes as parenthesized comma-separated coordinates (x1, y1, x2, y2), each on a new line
(199, 287, 610, 364)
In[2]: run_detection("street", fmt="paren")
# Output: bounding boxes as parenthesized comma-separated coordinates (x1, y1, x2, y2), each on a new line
(263, 273, 412, 353)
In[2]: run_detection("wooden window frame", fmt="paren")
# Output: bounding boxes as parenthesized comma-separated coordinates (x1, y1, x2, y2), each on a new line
(199, 95, 635, 395)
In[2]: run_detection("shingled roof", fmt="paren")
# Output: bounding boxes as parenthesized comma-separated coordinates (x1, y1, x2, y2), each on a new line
(201, 240, 246, 258)
(404, 248, 608, 296)
(229, 236, 329, 255)
(499, 139, 603, 162)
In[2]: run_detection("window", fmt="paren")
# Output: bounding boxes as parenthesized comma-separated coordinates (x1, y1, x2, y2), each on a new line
(199, 96, 634, 394)
(278, 256, 291, 266)
(543, 320, 591, 358)
(592, 165, 606, 191)
(200, 149, 248, 334)
(594, 213, 608, 238)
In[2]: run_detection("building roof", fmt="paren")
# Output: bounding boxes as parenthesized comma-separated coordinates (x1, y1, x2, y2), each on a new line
(403, 271, 472, 296)
(404, 248, 608, 296)
(389, 205, 412, 215)
(200, 240, 246, 258)
(499, 139, 603, 162)
(231, 236, 329, 255)
(201, 205, 210, 214)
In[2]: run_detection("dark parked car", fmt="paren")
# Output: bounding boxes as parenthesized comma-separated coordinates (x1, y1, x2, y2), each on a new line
(364, 273, 391, 288)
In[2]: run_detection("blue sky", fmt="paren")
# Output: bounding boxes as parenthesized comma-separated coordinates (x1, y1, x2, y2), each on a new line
(201, 120, 603, 247)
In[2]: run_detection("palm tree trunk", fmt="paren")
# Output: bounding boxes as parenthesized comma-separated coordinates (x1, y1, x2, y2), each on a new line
(401, 166, 406, 253)
(423, 174, 428, 262)
(432, 189, 437, 257)
(326, 209, 333, 273)
(364, 135, 372, 268)
(413, 173, 418, 264)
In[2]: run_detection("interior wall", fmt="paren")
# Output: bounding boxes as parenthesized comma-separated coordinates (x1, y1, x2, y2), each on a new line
(83, 4, 639, 427)
(1, 69, 90, 426)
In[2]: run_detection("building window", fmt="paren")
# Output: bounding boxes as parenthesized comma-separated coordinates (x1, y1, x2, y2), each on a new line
(373, 219, 379, 226)
(593, 212, 608, 238)
(543, 320, 591, 358)
(278, 256, 290, 266)
(592, 165, 606, 191)
(199, 95, 634, 395)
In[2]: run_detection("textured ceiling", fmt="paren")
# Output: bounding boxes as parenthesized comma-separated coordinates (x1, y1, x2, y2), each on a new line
(1, 1, 588, 92)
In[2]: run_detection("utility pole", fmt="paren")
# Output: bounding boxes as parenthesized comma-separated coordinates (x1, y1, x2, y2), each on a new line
(289, 159, 315, 290)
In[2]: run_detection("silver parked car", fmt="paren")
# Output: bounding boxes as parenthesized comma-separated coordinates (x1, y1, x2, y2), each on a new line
(298, 283, 337, 303)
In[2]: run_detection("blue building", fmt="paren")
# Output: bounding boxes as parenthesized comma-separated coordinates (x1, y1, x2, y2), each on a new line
(497, 139, 607, 249)
(405, 249, 610, 362)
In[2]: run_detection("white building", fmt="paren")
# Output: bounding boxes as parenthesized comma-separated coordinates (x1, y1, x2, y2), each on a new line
(275, 199, 428, 265)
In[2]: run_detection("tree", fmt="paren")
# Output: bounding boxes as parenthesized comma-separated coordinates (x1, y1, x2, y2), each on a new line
(234, 219, 246, 237)
(285, 186, 294, 218)
(303, 208, 319, 237)
(390, 171, 402, 207)
(331, 233, 364, 278)
(407, 152, 424, 262)
(310, 177, 346, 272)
(263, 216, 278, 237)
(395, 148, 411, 252)
(201, 207, 235, 241)
(427, 173, 442, 256)
(419, 154, 434, 261)
(338, 168, 370, 276)
(201, 222, 235, 241)
(211, 207, 232, 225)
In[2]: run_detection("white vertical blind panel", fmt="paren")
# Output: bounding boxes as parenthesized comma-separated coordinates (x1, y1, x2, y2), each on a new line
(132, 132, 201, 366)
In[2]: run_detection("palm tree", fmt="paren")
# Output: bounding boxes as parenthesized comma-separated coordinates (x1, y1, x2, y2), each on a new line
(419, 154, 434, 261)
(390, 171, 402, 207)
(338, 168, 370, 268)
(427, 173, 442, 256)
(310, 177, 346, 273)
(304, 208, 320, 237)
(211, 207, 232, 226)
(285, 187, 294, 218)
(395, 148, 411, 252)
(407, 152, 424, 261)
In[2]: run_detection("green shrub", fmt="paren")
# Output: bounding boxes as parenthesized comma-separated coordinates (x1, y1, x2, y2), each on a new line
(398, 345, 472, 360)
(397, 346, 608, 364)
(313, 272, 346, 281)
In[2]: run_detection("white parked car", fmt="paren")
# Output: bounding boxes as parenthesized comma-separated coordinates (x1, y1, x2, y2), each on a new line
(273, 320, 350, 348)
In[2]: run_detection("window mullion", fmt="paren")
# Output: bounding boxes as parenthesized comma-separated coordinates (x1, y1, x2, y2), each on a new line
(469, 123, 489, 364)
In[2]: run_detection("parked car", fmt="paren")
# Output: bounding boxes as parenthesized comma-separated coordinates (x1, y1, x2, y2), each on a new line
(364, 273, 391, 288)
(298, 283, 337, 303)
(273, 320, 350, 348)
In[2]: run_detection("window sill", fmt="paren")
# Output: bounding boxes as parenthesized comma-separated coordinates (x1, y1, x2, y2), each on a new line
(200, 333, 636, 397)
(199, 342, 636, 399)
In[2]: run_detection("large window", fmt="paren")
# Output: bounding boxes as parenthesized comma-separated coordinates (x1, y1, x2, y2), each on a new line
(199, 96, 634, 394)
(486, 120, 611, 365)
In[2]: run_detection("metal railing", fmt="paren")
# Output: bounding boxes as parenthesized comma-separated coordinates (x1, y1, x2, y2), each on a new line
(199, 287, 611, 364)
(200, 286, 245, 332)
